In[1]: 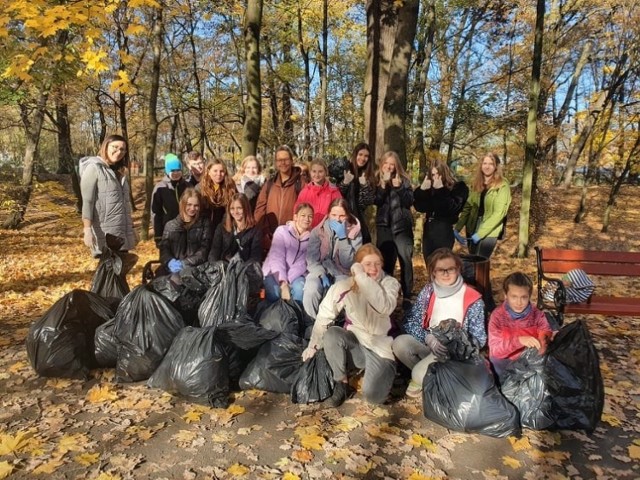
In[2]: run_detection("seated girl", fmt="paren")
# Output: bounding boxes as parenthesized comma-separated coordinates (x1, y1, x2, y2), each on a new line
(393, 248, 486, 398)
(488, 272, 555, 380)
(262, 203, 314, 303)
(209, 193, 262, 263)
(159, 188, 212, 274)
(302, 244, 400, 407)
(303, 198, 363, 319)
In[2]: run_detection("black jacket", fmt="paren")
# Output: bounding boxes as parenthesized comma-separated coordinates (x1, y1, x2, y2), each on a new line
(209, 222, 262, 263)
(159, 216, 212, 267)
(374, 179, 414, 235)
(152, 176, 189, 245)
(413, 181, 469, 224)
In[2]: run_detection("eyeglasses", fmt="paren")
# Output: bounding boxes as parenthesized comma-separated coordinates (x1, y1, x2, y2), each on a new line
(434, 267, 458, 276)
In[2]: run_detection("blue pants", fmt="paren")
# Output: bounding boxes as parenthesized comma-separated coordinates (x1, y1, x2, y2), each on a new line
(263, 274, 305, 303)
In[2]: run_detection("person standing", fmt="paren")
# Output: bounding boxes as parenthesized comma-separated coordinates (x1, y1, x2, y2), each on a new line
(374, 151, 414, 308)
(79, 134, 138, 273)
(233, 155, 266, 212)
(198, 159, 237, 232)
(151, 153, 188, 247)
(339, 143, 376, 244)
(185, 151, 205, 187)
(455, 152, 511, 258)
(294, 159, 342, 228)
(414, 159, 468, 259)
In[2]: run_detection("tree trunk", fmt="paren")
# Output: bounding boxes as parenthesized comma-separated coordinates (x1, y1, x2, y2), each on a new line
(242, 0, 263, 158)
(54, 90, 82, 213)
(297, 2, 311, 156)
(141, 7, 164, 240)
(318, 0, 329, 158)
(382, 0, 419, 168)
(186, 3, 208, 155)
(516, 0, 545, 258)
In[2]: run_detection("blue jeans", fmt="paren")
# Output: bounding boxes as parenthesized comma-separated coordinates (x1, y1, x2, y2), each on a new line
(263, 274, 305, 303)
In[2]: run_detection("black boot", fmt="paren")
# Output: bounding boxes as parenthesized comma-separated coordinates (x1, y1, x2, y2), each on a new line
(325, 381, 351, 408)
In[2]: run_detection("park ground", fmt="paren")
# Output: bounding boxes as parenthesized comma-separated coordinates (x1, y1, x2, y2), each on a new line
(0, 175, 639, 479)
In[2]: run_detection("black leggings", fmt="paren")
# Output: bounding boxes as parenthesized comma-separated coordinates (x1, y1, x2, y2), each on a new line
(376, 226, 414, 298)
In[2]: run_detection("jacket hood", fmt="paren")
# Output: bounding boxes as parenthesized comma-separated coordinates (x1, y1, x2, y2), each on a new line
(285, 220, 311, 241)
(78, 156, 107, 178)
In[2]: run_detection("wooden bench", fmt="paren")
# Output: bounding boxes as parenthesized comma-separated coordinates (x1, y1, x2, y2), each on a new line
(535, 247, 640, 323)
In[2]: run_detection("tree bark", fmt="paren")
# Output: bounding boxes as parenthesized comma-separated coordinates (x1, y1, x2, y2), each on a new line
(318, 0, 329, 158)
(242, 0, 263, 158)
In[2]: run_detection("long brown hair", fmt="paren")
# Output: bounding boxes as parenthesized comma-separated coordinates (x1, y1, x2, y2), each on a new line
(223, 193, 256, 233)
(200, 159, 237, 208)
(349, 142, 375, 185)
(430, 159, 457, 190)
(179, 188, 201, 226)
(472, 152, 505, 192)
(427, 248, 462, 281)
(376, 151, 410, 184)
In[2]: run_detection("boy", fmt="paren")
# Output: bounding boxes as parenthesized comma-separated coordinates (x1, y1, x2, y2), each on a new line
(151, 153, 188, 247)
(488, 272, 555, 380)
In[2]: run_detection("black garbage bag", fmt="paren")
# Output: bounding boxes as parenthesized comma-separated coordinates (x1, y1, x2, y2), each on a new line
(148, 326, 229, 408)
(91, 247, 129, 301)
(199, 259, 253, 328)
(215, 316, 280, 350)
(500, 320, 603, 431)
(114, 285, 185, 383)
(239, 333, 304, 393)
(423, 359, 520, 438)
(430, 319, 481, 362)
(26, 289, 114, 379)
(255, 299, 305, 336)
(328, 157, 351, 184)
(291, 350, 335, 404)
(149, 268, 208, 327)
(94, 317, 118, 367)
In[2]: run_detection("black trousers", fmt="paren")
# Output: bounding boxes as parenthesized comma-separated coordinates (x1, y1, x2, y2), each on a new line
(422, 218, 454, 260)
(377, 226, 413, 298)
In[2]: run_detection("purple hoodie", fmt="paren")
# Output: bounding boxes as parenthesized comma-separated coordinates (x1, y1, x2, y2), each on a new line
(262, 221, 310, 283)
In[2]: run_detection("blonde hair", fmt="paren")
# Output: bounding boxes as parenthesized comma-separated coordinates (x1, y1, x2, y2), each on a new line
(179, 188, 201, 226)
(472, 152, 505, 192)
(233, 155, 262, 183)
(376, 151, 410, 184)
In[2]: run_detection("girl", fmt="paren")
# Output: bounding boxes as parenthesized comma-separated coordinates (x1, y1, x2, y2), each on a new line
(339, 142, 376, 244)
(294, 159, 342, 228)
(393, 248, 486, 397)
(455, 152, 511, 258)
(414, 159, 469, 259)
(374, 151, 414, 307)
(233, 155, 266, 211)
(262, 203, 314, 303)
(198, 159, 237, 230)
(160, 189, 212, 274)
(209, 193, 262, 263)
(302, 244, 400, 407)
(303, 198, 363, 319)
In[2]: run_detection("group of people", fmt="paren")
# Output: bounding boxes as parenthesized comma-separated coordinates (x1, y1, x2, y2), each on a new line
(79, 134, 551, 408)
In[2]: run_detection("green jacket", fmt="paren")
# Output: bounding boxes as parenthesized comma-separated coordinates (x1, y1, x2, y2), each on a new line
(455, 179, 511, 239)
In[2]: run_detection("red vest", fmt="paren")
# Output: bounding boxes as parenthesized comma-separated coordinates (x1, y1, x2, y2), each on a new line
(422, 285, 482, 330)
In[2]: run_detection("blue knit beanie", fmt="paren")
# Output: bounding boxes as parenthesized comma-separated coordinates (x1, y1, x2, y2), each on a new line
(165, 153, 181, 175)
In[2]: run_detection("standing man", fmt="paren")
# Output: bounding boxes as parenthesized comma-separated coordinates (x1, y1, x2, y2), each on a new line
(152, 153, 188, 247)
(185, 151, 205, 187)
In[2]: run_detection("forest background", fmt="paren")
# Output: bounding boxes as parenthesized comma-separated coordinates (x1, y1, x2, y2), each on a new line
(1, 0, 639, 252)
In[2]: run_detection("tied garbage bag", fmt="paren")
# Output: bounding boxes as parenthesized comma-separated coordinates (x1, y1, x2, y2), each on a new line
(94, 317, 118, 367)
(423, 359, 520, 438)
(430, 319, 481, 362)
(148, 326, 229, 408)
(500, 320, 603, 431)
(328, 157, 351, 184)
(90, 240, 129, 301)
(27, 289, 114, 379)
(290, 350, 335, 404)
(215, 316, 280, 350)
(114, 285, 185, 383)
(239, 333, 304, 393)
(255, 299, 305, 337)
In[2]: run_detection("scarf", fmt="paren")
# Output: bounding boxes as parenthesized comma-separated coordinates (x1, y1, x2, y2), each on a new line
(505, 302, 532, 320)
(432, 275, 464, 298)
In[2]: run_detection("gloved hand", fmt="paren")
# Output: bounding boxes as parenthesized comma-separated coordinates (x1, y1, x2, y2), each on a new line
(343, 169, 354, 185)
(280, 283, 291, 301)
(328, 219, 347, 239)
(83, 227, 95, 248)
(453, 229, 467, 246)
(420, 176, 431, 190)
(320, 273, 331, 289)
(302, 346, 317, 362)
(168, 258, 183, 273)
(391, 175, 402, 188)
(432, 176, 443, 189)
(471, 233, 481, 244)
(358, 172, 368, 185)
(425, 334, 448, 358)
(350, 262, 365, 277)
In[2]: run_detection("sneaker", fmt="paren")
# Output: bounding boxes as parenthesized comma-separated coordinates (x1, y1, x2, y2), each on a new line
(405, 380, 422, 399)
(325, 382, 351, 408)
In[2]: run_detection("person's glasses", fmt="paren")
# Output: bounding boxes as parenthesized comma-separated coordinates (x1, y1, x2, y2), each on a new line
(434, 267, 458, 276)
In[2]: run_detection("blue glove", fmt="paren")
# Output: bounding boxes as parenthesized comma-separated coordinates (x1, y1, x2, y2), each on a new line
(168, 258, 183, 273)
(328, 219, 347, 239)
(471, 233, 481, 244)
(320, 273, 331, 289)
(453, 229, 467, 246)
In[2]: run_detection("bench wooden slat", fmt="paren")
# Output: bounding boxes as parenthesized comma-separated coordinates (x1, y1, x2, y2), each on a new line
(541, 260, 640, 276)
(540, 249, 640, 264)
(566, 298, 640, 316)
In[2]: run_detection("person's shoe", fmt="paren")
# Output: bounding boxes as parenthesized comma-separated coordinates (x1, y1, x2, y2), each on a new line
(405, 380, 422, 399)
(325, 382, 351, 408)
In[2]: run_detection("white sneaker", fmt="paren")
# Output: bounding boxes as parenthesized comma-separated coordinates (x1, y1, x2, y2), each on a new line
(405, 380, 422, 398)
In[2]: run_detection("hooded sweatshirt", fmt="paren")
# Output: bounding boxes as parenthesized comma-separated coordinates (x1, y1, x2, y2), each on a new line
(262, 221, 310, 283)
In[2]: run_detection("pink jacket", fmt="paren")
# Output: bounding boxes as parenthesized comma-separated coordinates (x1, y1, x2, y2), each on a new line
(294, 181, 342, 228)
(488, 303, 553, 360)
(262, 222, 310, 284)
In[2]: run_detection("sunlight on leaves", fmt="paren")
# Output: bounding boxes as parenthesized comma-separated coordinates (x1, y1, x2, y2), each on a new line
(602, 413, 623, 427)
(509, 436, 532, 452)
(57, 433, 89, 453)
(282, 473, 301, 480)
(0, 461, 13, 480)
(96, 472, 122, 480)
(334, 416, 362, 432)
(0, 430, 31, 455)
(629, 444, 640, 460)
(408, 472, 437, 480)
(32, 457, 65, 474)
(74, 452, 100, 466)
(86, 384, 118, 403)
(407, 434, 436, 451)
(182, 410, 203, 423)
(300, 433, 325, 450)
(291, 449, 314, 463)
(502, 456, 521, 469)
(227, 463, 250, 476)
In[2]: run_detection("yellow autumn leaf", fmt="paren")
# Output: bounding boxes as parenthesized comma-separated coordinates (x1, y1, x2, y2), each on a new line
(86, 384, 118, 403)
(9, 361, 26, 373)
(32, 457, 65, 474)
(282, 473, 301, 480)
(182, 410, 202, 423)
(407, 433, 436, 451)
(629, 444, 640, 459)
(171, 430, 197, 444)
(57, 433, 88, 453)
(300, 433, 325, 450)
(226, 404, 245, 416)
(0, 430, 32, 455)
(407, 473, 435, 480)
(509, 436, 532, 451)
(74, 452, 100, 466)
(212, 431, 234, 443)
(291, 449, 313, 463)
(502, 456, 521, 469)
(96, 473, 122, 480)
(334, 416, 361, 432)
(0, 461, 13, 480)
(601, 413, 622, 427)
(46, 378, 74, 389)
(227, 463, 250, 476)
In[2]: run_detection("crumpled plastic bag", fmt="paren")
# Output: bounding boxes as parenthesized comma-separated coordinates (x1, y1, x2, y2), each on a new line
(91, 247, 129, 301)
(290, 350, 335, 404)
(215, 316, 280, 350)
(255, 299, 305, 337)
(94, 317, 118, 368)
(430, 318, 481, 362)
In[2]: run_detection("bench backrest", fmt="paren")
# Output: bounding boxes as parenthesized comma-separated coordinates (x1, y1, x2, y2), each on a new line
(535, 247, 640, 276)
